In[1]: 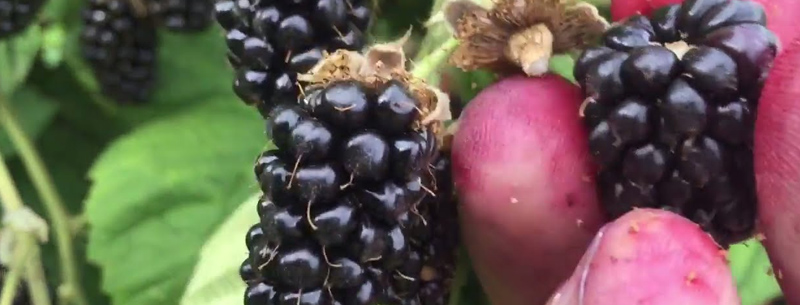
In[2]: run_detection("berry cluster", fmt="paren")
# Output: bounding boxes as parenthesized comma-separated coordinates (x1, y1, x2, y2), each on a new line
(575, 0, 778, 245)
(80, 0, 215, 105)
(148, 0, 215, 33)
(213, 0, 372, 118)
(0, 0, 46, 39)
(241, 77, 457, 305)
(81, 0, 158, 105)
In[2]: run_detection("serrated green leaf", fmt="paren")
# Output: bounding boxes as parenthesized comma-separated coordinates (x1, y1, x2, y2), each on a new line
(729, 239, 783, 305)
(85, 100, 266, 305)
(0, 26, 43, 94)
(0, 87, 59, 157)
(180, 193, 261, 305)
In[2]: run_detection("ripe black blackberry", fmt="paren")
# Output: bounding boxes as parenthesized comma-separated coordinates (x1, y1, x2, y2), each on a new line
(148, 0, 214, 32)
(241, 44, 456, 305)
(213, 0, 372, 118)
(0, 0, 46, 39)
(575, 0, 778, 245)
(81, 0, 158, 105)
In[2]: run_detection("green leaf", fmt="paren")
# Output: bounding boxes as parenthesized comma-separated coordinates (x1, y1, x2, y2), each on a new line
(729, 239, 783, 305)
(180, 193, 261, 305)
(84, 100, 266, 305)
(0, 26, 43, 94)
(0, 87, 59, 157)
(549, 54, 576, 83)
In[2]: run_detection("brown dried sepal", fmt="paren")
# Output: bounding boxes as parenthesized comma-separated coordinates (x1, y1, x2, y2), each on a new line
(298, 35, 453, 149)
(447, 0, 609, 76)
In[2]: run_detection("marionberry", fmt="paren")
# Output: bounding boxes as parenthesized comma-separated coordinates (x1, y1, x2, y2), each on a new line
(214, 0, 371, 115)
(575, 0, 778, 244)
(81, 0, 157, 104)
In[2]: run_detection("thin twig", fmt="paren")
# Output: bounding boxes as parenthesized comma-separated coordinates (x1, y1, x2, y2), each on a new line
(0, 239, 33, 305)
(0, 145, 51, 305)
(25, 246, 52, 305)
(410, 37, 459, 83)
(0, 98, 88, 305)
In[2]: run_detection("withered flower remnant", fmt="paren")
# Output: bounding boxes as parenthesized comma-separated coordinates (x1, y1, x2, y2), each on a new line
(445, 0, 609, 76)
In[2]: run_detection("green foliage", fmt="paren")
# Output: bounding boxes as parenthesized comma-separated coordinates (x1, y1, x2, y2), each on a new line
(0, 26, 43, 94)
(180, 193, 260, 305)
(84, 101, 264, 305)
(0, 89, 58, 157)
(730, 240, 783, 305)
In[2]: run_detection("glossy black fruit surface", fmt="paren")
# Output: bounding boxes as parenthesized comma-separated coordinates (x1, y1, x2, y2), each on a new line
(342, 131, 391, 182)
(245, 77, 458, 304)
(80, 0, 158, 105)
(213, 0, 372, 116)
(574, 0, 777, 245)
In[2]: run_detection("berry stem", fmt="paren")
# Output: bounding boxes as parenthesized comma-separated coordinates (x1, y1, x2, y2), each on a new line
(411, 37, 459, 84)
(0, 98, 89, 305)
(0, 144, 51, 305)
(0, 217, 35, 305)
(446, 247, 471, 305)
(25, 246, 52, 305)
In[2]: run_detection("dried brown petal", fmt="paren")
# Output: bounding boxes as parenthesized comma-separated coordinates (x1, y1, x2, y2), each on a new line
(298, 36, 452, 146)
(447, 0, 609, 76)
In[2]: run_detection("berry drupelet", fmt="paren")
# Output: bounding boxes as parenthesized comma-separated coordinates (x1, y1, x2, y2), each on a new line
(0, 0, 46, 39)
(148, 0, 215, 32)
(241, 44, 456, 305)
(81, 0, 158, 105)
(574, 0, 779, 245)
(213, 0, 372, 118)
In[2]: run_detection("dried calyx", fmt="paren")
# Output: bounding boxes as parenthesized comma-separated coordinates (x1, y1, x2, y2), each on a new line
(298, 35, 453, 144)
(445, 0, 609, 76)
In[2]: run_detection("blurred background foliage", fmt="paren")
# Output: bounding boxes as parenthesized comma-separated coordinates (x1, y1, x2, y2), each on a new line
(0, 0, 784, 304)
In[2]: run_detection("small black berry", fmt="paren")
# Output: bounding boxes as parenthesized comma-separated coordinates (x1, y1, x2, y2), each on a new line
(375, 82, 420, 135)
(275, 245, 327, 289)
(342, 131, 391, 182)
(328, 257, 366, 289)
(245, 282, 278, 305)
(292, 163, 342, 204)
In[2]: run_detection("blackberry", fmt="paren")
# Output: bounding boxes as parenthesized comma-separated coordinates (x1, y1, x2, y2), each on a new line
(213, 0, 373, 117)
(575, 0, 779, 245)
(242, 45, 458, 305)
(148, 0, 215, 32)
(81, 0, 158, 104)
(0, 0, 46, 39)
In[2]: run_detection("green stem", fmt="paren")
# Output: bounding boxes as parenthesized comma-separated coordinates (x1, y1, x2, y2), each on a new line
(411, 37, 459, 84)
(447, 247, 471, 305)
(0, 99, 88, 305)
(25, 246, 52, 305)
(0, 147, 51, 305)
(0, 238, 33, 305)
